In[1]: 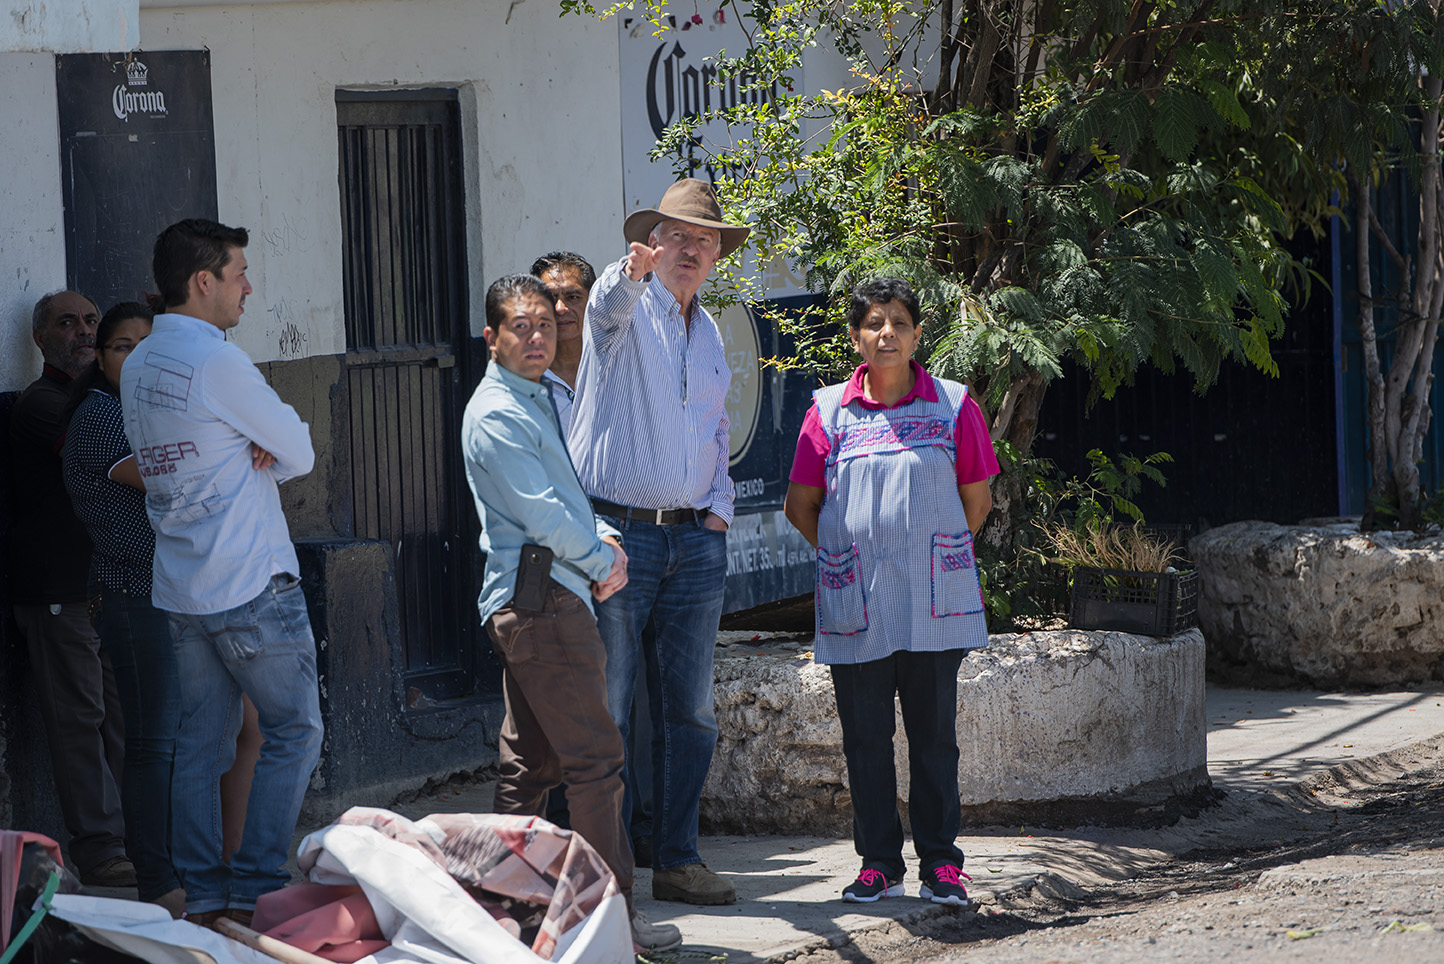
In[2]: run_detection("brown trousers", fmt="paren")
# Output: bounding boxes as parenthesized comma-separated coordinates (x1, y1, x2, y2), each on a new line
(485, 583, 634, 899)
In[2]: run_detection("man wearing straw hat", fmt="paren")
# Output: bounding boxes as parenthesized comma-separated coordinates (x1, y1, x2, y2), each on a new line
(569, 178, 749, 905)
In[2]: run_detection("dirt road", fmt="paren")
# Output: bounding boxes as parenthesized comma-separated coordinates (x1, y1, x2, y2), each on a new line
(778, 741, 1444, 964)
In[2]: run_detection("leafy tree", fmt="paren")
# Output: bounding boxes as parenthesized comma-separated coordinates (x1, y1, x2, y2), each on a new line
(569, 0, 1302, 532)
(568, 0, 1443, 534)
(1254, 1, 1444, 530)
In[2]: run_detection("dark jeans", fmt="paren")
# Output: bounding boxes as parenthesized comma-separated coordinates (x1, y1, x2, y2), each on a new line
(830, 648, 967, 880)
(594, 516, 727, 872)
(94, 587, 181, 900)
(486, 583, 633, 898)
(12, 602, 127, 875)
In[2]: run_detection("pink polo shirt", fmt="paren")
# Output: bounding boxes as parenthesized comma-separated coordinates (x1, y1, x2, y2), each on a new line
(789, 362, 999, 488)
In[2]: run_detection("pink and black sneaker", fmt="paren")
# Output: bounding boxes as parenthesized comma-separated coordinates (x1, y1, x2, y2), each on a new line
(842, 867, 904, 903)
(920, 864, 971, 906)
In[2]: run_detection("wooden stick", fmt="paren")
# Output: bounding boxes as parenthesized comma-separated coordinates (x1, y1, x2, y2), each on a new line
(212, 918, 337, 964)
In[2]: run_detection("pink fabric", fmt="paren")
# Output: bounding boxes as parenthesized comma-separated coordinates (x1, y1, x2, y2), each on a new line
(789, 363, 999, 487)
(1, 831, 65, 949)
(254, 883, 387, 963)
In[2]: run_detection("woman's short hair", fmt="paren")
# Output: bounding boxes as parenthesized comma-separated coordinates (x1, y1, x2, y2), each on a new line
(848, 278, 921, 330)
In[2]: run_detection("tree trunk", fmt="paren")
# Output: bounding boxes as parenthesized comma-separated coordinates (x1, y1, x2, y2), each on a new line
(978, 370, 1048, 550)
(1353, 171, 1391, 528)
(1392, 73, 1444, 529)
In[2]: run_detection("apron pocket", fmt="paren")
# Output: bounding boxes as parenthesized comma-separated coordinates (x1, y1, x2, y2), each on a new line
(931, 531, 984, 617)
(817, 544, 869, 635)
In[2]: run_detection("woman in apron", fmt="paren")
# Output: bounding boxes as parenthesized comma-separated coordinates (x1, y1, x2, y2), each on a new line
(783, 278, 999, 905)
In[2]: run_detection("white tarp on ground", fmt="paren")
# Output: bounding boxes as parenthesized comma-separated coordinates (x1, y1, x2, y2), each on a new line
(45, 818, 632, 964)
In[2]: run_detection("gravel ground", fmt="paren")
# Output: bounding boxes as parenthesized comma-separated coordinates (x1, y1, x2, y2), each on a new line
(774, 744, 1444, 964)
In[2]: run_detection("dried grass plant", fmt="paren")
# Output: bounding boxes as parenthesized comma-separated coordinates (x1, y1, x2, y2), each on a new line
(1043, 520, 1184, 572)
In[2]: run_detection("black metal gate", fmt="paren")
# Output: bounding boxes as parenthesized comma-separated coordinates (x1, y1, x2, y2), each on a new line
(337, 90, 476, 700)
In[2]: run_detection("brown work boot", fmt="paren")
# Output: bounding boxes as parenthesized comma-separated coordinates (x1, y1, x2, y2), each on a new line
(652, 862, 737, 905)
(79, 856, 137, 888)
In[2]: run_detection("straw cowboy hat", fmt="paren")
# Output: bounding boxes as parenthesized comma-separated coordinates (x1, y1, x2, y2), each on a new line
(624, 178, 751, 259)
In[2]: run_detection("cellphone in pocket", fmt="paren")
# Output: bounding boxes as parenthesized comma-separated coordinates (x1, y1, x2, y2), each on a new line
(512, 544, 554, 610)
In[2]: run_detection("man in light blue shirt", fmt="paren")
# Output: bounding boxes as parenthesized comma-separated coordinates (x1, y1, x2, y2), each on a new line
(120, 219, 322, 924)
(462, 274, 681, 955)
(569, 178, 750, 906)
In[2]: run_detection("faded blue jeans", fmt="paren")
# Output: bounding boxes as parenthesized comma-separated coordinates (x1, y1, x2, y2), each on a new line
(167, 574, 323, 913)
(93, 587, 181, 901)
(594, 516, 726, 872)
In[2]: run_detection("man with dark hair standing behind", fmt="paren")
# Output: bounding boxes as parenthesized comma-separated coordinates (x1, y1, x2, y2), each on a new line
(530, 251, 594, 435)
(569, 178, 749, 905)
(119, 218, 322, 924)
(8, 289, 133, 887)
(462, 273, 681, 955)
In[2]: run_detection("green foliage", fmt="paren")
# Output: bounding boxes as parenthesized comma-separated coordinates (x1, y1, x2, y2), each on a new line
(977, 445, 1173, 630)
(607, 0, 1316, 445)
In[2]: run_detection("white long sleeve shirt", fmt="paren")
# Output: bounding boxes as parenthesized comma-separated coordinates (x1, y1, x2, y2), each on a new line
(119, 312, 314, 614)
(569, 258, 735, 523)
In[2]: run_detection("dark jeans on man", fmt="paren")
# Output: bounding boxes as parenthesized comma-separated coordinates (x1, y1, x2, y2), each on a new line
(12, 601, 127, 874)
(486, 583, 633, 898)
(829, 648, 968, 880)
(94, 587, 181, 900)
(594, 517, 727, 873)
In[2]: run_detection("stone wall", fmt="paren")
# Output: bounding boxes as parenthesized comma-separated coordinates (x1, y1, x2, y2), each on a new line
(1193, 521, 1444, 687)
(702, 628, 1208, 834)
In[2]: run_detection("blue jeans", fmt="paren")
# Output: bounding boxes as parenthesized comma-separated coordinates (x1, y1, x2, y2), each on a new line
(830, 649, 967, 880)
(94, 587, 181, 900)
(594, 516, 726, 871)
(168, 575, 323, 913)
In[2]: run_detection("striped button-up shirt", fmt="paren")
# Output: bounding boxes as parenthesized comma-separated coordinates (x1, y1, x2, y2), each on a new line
(569, 257, 735, 524)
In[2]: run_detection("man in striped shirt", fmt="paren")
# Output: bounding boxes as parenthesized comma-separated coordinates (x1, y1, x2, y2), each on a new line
(569, 178, 750, 906)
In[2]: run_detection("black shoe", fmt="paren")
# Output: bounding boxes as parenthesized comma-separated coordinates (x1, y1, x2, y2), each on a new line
(632, 834, 653, 868)
(842, 868, 904, 903)
(919, 865, 971, 906)
(79, 856, 137, 888)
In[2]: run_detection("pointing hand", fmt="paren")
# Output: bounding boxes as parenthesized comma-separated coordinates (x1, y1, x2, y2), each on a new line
(625, 241, 666, 282)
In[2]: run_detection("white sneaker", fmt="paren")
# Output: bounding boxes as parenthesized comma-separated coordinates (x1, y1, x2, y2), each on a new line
(631, 910, 683, 953)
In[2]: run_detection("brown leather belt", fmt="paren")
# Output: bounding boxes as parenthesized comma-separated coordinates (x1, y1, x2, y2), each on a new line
(591, 498, 708, 526)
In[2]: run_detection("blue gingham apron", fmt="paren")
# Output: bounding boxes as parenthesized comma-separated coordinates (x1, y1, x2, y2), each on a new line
(811, 376, 989, 665)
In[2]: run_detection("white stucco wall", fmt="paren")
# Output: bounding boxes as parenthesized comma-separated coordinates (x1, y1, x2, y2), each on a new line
(1, 1, 139, 52)
(135, 0, 625, 365)
(0, 0, 867, 391)
(0, 52, 66, 392)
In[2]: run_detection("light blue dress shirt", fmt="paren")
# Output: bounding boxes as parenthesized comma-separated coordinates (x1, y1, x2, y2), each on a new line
(462, 360, 619, 626)
(568, 257, 736, 523)
(119, 312, 314, 615)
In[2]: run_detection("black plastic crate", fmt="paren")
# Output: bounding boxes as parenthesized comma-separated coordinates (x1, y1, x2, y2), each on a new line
(1139, 523, 1194, 563)
(1067, 566, 1198, 636)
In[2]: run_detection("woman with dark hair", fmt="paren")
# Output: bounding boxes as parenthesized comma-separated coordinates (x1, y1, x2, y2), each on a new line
(783, 278, 999, 907)
(62, 302, 262, 917)
(62, 302, 182, 912)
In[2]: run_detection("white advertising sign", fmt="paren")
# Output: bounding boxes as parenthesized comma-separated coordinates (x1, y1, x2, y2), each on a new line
(617, 7, 806, 299)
